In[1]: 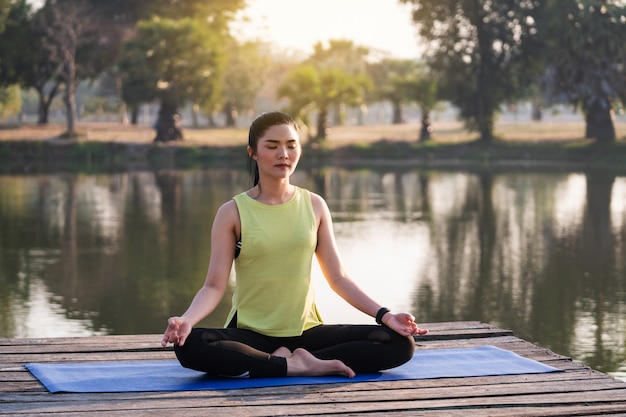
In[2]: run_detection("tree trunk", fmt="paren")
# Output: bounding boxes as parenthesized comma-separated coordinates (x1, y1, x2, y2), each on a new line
(207, 112, 218, 128)
(531, 101, 543, 121)
(154, 101, 183, 142)
(130, 104, 139, 125)
(191, 103, 200, 128)
(392, 102, 404, 124)
(35, 80, 61, 125)
(419, 107, 431, 142)
(223, 101, 238, 127)
(115, 76, 129, 125)
(477, 110, 494, 143)
(585, 100, 615, 143)
(315, 108, 329, 141)
(37, 96, 50, 125)
(357, 106, 366, 126)
(62, 60, 78, 137)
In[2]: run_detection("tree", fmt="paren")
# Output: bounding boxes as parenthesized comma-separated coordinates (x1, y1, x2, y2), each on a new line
(278, 65, 371, 142)
(0, 0, 60, 124)
(401, 0, 543, 142)
(218, 40, 272, 127)
(369, 59, 439, 140)
(118, 17, 226, 142)
(81, 0, 243, 128)
(307, 39, 371, 126)
(368, 58, 421, 124)
(278, 40, 372, 142)
(35, 0, 119, 136)
(401, 65, 439, 141)
(539, 1, 626, 143)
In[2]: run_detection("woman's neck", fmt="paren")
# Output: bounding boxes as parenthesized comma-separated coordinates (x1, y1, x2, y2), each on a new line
(249, 181, 295, 205)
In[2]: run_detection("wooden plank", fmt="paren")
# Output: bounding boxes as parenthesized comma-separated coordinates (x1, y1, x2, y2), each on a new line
(318, 404, 626, 417)
(2, 322, 625, 416)
(4, 369, 626, 408)
(3, 387, 626, 416)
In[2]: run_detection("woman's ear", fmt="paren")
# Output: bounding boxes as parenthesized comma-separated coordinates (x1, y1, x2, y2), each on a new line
(247, 146, 256, 160)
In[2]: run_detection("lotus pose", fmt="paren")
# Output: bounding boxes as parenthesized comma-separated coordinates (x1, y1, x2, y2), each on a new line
(161, 111, 428, 378)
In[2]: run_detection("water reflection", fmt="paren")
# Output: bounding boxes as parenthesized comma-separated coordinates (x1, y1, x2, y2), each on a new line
(0, 166, 624, 381)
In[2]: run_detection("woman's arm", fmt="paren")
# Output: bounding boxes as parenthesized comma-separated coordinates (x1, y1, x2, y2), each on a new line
(312, 193, 427, 337)
(161, 200, 240, 346)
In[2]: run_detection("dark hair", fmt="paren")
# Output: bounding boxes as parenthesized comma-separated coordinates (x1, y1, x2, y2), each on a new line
(247, 111, 299, 186)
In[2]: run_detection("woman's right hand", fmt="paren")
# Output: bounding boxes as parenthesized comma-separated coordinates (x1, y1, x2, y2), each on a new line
(161, 316, 192, 347)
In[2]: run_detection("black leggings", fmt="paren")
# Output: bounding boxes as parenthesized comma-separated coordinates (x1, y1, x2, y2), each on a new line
(174, 324, 415, 378)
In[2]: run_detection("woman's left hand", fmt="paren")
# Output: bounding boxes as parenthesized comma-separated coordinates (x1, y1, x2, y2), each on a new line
(384, 312, 429, 337)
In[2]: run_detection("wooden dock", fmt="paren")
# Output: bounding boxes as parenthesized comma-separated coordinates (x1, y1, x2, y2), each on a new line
(2, 321, 626, 416)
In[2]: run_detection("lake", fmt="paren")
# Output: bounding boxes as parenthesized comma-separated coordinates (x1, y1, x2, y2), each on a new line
(0, 165, 624, 381)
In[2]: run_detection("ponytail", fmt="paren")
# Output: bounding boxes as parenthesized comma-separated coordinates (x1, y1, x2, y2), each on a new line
(248, 158, 260, 186)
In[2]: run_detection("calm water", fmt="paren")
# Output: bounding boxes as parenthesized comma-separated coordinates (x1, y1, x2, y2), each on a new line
(0, 166, 625, 381)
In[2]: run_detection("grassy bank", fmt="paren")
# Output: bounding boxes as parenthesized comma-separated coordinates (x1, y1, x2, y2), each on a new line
(1, 120, 626, 173)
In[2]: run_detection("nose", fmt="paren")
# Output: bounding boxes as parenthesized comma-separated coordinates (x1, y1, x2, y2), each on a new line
(278, 147, 289, 159)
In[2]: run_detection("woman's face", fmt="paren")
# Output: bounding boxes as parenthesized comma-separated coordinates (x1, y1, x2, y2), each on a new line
(249, 123, 301, 181)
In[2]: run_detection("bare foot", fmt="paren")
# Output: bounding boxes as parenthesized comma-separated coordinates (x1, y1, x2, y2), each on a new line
(286, 348, 355, 378)
(272, 346, 292, 358)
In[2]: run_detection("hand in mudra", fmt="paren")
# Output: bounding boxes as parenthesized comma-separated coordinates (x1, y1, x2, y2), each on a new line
(161, 317, 192, 347)
(385, 312, 428, 337)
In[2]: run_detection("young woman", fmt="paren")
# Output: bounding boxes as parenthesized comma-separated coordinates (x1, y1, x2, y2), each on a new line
(161, 111, 428, 378)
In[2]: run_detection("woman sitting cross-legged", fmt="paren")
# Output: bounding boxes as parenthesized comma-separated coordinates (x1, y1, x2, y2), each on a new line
(161, 111, 428, 378)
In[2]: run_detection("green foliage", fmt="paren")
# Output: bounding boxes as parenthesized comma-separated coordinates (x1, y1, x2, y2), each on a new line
(367, 59, 439, 125)
(0, 84, 21, 118)
(0, 0, 10, 32)
(277, 65, 318, 117)
(368, 59, 418, 104)
(119, 16, 226, 111)
(82, 0, 245, 27)
(0, 0, 37, 86)
(308, 39, 370, 73)
(217, 40, 272, 126)
(0, 0, 63, 124)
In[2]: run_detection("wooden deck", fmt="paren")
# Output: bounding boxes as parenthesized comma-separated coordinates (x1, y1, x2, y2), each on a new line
(2, 321, 626, 416)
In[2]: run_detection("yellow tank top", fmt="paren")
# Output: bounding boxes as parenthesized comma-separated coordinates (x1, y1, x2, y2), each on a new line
(226, 186, 323, 336)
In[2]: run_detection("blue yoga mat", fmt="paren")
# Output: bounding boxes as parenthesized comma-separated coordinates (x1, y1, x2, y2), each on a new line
(25, 345, 560, 393)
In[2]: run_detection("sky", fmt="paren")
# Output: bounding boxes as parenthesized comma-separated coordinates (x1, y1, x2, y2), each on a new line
(234, 0, 423, 59)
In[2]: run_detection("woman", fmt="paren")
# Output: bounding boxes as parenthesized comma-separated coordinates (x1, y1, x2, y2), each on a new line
(161, 111, 428, 378)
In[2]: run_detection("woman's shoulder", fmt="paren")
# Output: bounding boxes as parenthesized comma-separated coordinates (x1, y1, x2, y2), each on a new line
(306, 189, 323, 202)
(216, 198, 240, 219)
(304, 189, 330, 215)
